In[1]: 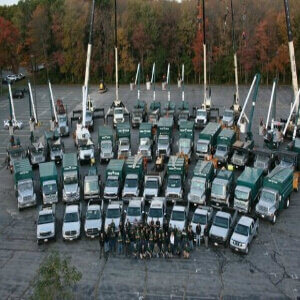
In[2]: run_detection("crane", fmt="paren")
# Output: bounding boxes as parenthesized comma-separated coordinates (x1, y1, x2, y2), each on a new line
(162, 63, 176, 121)
(177, 64, 190, 126)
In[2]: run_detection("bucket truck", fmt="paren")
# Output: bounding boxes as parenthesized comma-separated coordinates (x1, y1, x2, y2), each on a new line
(105, 0, 129, 127)
(131, 63, 147, 128)
(148, 63, 161, 127)
(161, 63, 176, 121)
(177, 64, 190, 127)
(230, 73, 261, 169)
(3, 83, 23, 130)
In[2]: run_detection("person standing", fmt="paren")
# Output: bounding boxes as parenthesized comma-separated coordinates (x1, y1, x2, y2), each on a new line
(99, 231, 105, 259)
(196, 223, 201, 247)
(104, 230, 110, 260)
(117, 230, 123, 255)
(170, 231, 175, 255)
(188, 227, 194, 251)
(125, 233, 130, 257)
(204, 225, 209, 248)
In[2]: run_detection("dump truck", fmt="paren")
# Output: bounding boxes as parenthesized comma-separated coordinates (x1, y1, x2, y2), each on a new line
(195, 122, 222, 160)
(156, 117, 173, 158)
(103, 159, 125, 200)
(214, 128, 236, 166)
(230, 140, 254, 169)
(234, 167, 264, 213)
(188, 160, 215, 206)
(122, 155, 144, 200)
(116, 123, 131, 159)
(84, 166, 101, 201)
(7, 144, 26, 173)
(165, 156, 186, 202)
(39, 162, 58, 205)
(131, 100, 147, 128)
(255, 166, 293, 224)
(253, 148, 276, 174)
(178, 121, 194, 160)
(13, 158, 36, 210)
(98, 126, 115, 163)
(210, 169, 234, 207)
(148, 101, 161, 127)
(62, 153, 80, 202)
(138, 123, 153, 161)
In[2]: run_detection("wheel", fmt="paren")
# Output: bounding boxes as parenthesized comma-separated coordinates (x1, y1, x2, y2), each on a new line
(245, 246, 249, 254)
(285, 197, 290, 208)
(272, 214, 276, 224)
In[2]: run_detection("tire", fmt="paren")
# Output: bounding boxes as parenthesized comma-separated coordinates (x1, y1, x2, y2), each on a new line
(245, 246, 249, 255)
(272, 214, 276, 224)
(285, 197, 290, 209)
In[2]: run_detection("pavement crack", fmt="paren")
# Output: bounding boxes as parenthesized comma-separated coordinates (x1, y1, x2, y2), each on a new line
(142, 260, 148, 299)
(93, 257, 108, 299)
(183, 266, 190, 300)
(213, 249, 228, 300)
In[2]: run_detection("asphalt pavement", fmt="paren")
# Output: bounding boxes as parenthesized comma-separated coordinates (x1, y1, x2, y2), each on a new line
(0, 83, 299, 299)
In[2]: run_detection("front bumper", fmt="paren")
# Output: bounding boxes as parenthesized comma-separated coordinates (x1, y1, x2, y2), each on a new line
(37, 232, 55, 243)
(255, 210, 274, 222)
(63, 194, 80, 203)
(63, 231, 80, 241)
(18, 197, 36, 209)
(230, 241, 248, 253)
(85, 228, 100, 238)
(210, 234, 226, 246)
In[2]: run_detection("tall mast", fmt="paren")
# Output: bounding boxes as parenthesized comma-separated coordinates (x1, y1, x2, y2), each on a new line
(202, 0, 207, 107)
(181, 64, 185, 102)
(114, 0, 119, 104)
(151, 63, 156, 102)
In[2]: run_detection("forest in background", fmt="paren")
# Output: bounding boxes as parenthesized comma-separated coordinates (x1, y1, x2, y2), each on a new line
(1, 0, 300, 85)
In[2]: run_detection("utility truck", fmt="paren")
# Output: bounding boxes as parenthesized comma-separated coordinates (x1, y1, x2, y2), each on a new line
(84, 166, 101, 201)
(138, 123, 153, 161)
(146, 197, 167, 227)
(39, 162, 58, 204)
(98, 126, 115, 163)
(116, 123, 131, 159)
(178, 121, 194, 160)
(214, 129, 236, 166)
(156, 117, 173, 158)
(28, 141, 46, 166)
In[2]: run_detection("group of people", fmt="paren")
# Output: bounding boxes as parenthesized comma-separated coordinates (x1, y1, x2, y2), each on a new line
(98, 220, 209, 260)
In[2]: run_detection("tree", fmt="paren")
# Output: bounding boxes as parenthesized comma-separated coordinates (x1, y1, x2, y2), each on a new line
(32, 251, 82, 300)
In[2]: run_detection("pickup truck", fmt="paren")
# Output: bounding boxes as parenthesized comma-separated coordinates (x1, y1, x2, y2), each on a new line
(209, 210, 238, 246)
(36, 205, 56, 244)
(190, 206, 214, 240)
(62, 203, 82, 241)
(230, 216, 259, 254)
(169, 205, 188, 231)
(83, 166, 101, 201)
(124, 198, 145, 226)
(104, 201, 123, 232)
(84, 200, 102, 238)
(146, 197, 167, 228)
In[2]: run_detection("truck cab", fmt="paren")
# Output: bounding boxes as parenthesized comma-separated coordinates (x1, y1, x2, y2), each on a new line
(78, 138, 95, 163)
(131, 100, 147, 128)
(209, 210, 238, 246)
(195, 108, 208, 129)
(222, 109, 234, 127)
(230, 216, 258, 254)
(148, 101, 161, 126)
(143, 174, 162, 201)
(147, 197, 166, 227)
(39, 162, 58, 205)
(124, 198, 144, 226)
(98, 126, 114, 163)
(84, 200, 102, 238)
(113, 107, 125, 127)
(49, 138, 64, 164)
(214, 129, 236, 166)
(36, 205, 56, 244)
(190, 206, 214, 239)
(117, 123, 131, 159)
(122, 174, 140, 198)
(104, 202, 122, 232)
(210, 169, 234, 207)
(56, 113, 70, 137)
(62, 203, 81, 241)
(253, 148, 275, 174)
(28, 141, 46, 166)
(177, 102, 190, 127)
(169, 205, 188, 231)
(84, 166, 100, 200)
(178, 121, 194, 160)
(138, 123, 153, 161)
(231, 140, 254, 169)
(156, 117, 173, 158)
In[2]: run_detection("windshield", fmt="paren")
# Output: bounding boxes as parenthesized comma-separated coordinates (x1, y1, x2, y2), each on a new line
(235, 224, 249, 236)
(125, 178, 138, 188)
(140, 138, 149, 146)
(86, 209, 100, 220)
(106, 178, 118, 187)
(178, 113, 188, 120)
(171, 210, 185, 221)
(32, 148, 44, 154)
(168, 177, 181, 188)
(197, 141, 208, 152)
(261, 190, 276, 203)
(11, 150, 23, 158)
(235, 188, 249, 201)
(127, 207, 141, 217)
(18, 181, 32, 192)
(191, 179, 205, 190)
(212, 183, 226, 197)
(224, 111, 233, 118)
(256, 155, 268, 163)
(64, 212, 79, 223)
(133, 112, 142, 118)
(64, 172, 78, 185)
(101, 141, 112, 149)
(86, 111, 92, 119)
(84, 180, 99, 193)
(279, 159, 294, 168)
(217, 145, 228, 152)
(43, 183, 57, 195)
(52, 145, 62, 151)
(80, 144, 93, 151)
(58, 115, 66, 123)
(38, 214, 54, 225)
(213, 216, 228, 229)
(115, 108, 123, 115)
(145, 180, 158, 189)
(158, 137, 169, 145)
(149, 207, 162, 218)
(179, 139, 191, 148)
(192, 213, 207, 225)
(106, 208, 120, 218)
(197, 110, 206, 117)
(120, 139, 129, 146)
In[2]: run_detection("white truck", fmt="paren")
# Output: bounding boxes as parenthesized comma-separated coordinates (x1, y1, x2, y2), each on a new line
(36, 205, 56, 244)
(62, 204, 81, 241)
(84, 200, 102, 238)
(230, 216, 259, 254)
(124, 198, 145, 226)
(190, 206, 214, 240)
(104, 201, 122, 232)
(169, 205, 188, 231)
(143, 172, 163, 201)
(146, 197, 167, 228)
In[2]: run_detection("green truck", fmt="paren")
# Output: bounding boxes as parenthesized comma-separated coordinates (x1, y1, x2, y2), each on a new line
(214, 128, 236, 166)
(177, 101, 190, 127)
(122, 155, 144, 199)
(211, 169, 234, 207)
(165, 156, 186, 202)
(138, 123, 153, 161)
(188, 160, 215, 206)
(178, 121, 194, 160)
(116, 123, 131, 159)
(131, 100, 147, 128)
(13, 158, 36, 210)
(196, 122, 222, 160)
(255, 166, 293, 224)
(162, 101, 176, 121)
(62, 153, 80, 202)
(156, 117, 174, 158)
(98, 126, 115, 163)
(103, 159, 125, 200)
(148, 101, 161, 126)
(39, 162, 58, 204)
(234, 167, 264, 213)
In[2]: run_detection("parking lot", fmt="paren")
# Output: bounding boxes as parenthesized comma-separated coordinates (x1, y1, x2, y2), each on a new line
(0, 83, 299, 299)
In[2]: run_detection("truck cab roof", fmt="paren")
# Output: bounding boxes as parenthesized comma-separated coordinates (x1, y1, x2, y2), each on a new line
(215, 211, 231, 219)
(172, 205, 185, 212)
(39, 206, 55, 216)
(238, 216, 253, 227)
(65, 204, 79, 213)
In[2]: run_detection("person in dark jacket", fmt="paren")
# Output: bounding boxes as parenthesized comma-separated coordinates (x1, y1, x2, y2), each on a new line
(204, 225, 209, 248)
(196, 223, 201, 247)
(188, 227, 194, 250)
(99, 231, 105, 259)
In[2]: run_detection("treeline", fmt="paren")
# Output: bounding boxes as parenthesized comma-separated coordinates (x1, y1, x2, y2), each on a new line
(1, 0, 300, 85)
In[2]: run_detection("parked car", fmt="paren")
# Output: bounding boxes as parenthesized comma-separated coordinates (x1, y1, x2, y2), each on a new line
(62, 204, 81, 241)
